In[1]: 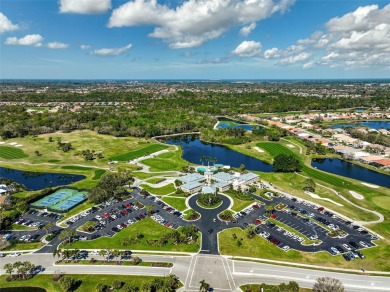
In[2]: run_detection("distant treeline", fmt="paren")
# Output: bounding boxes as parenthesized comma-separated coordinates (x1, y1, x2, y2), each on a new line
(0, 92, 388, 139)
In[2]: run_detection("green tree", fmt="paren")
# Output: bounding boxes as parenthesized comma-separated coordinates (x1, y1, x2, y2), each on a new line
(59, 276, 76, 292)
(59, 229, 77, 245)
(272, 154, 302, 172)
(123, 283, 139, 292)
(287, 281, 300, 292)
(112, 280, 123, 290)
(4, 263, 13, 278)
(303, 178, 316, 192)
(199, 279, 210, 292)
(313, 277, 344, 292)
(246, 224, 257, 238)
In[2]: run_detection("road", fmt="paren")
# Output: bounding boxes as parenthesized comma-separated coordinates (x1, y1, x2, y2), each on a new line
(1, 253, 390, 292)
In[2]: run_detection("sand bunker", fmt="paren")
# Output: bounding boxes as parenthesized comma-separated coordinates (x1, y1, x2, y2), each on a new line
(253, 147, 264, 153)
(9, 142, 17, 145)
(361, 182, 380, 189)
(286, 144, 295, 148)
(15, 144, 23, 147)
(0, 142, 5, 144)
(349, 191, 364, 200)
(305, 191, 343, 207)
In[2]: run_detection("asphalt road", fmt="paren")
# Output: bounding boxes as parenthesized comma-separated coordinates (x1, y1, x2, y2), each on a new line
(1, 253, 390, 292)
(188, 194, 233, 254)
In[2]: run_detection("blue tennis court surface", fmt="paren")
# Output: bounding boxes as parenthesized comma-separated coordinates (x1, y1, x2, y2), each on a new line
(31, 188, 88, 213)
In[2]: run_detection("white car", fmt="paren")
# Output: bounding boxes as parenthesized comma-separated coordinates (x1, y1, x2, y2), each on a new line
(359, 241, 369, 248)
(342, 244, 352, 251)
(282, 246, 290, 251)
(9, 253, 21, 257)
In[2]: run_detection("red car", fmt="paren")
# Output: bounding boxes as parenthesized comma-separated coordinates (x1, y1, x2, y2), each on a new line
(165, 222, 171, 227)
(252, 205, 259, 209)
(103, 213, 110, 218)
(121, 210, 128, 215)
(255, 219, 262, 225)
(120, 223, 127, 228)
(125, 203, 131, 209)
(270, 214, 278, 219)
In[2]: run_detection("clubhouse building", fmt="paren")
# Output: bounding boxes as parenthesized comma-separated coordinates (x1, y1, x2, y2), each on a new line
(178, 167, 259, 194)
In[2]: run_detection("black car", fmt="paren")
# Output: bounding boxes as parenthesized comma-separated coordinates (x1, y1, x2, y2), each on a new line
(112, 227, 119, 232)
(349, 241, 359, 248)
(335, 246, 344, 253)
(208, 229, 214, 234)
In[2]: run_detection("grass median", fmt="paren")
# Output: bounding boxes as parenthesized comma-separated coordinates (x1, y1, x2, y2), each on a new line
(219, 228, 390, 271)
(67, 217, 200, 253)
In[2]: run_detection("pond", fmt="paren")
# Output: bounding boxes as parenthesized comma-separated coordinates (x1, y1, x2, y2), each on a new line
(311, 158, 390, 189)
(164, 135, 274, 172)
(330, 121, 390, 130)
(0, 166, 86, 191)
(0, 288, 46, 292)
(216, 117, 259, 131)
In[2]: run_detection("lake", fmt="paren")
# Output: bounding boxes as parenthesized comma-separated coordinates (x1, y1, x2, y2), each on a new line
(311, 158, 390, 189)
(217, 117, 259, 131)
(164, 135, 274, 172)
(330, 121, 390, 130)
(0, 166, 86, 191)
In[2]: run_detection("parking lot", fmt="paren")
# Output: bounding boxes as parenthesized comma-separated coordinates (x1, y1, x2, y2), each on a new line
(1, 186, 379, 261)
(230, 191, 378, 259)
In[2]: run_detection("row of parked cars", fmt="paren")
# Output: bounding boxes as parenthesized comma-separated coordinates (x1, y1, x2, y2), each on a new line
(328, 240, 368, 256)
(150, 214, 178, 229)
(14, 218, 45, 229)
(28, 209, 63, 221)
(258, 230, 289, 251)
(234, 203, 262, 219)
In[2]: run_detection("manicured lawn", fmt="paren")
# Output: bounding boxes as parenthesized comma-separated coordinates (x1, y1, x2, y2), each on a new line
(0, 274, 172, 292)
(162, 197, 187, 211)
(142, 158, 179, 171)
(141, 183, 176, 196)
(219, 228, 390, 271)
(68, 218, 200, 252)
(61, 166, 94, 171)
(142, 148, 188, 172)
(0, 146, 28, 159)
(145, 177, 166, 184)
(92, 169, 106, 180)
(133, 172, 174, 180)
(2, 242, 43, 251)
(111, 144, 168, 161)
(10, 224, 36, 231)
(223, 191, 255, 212)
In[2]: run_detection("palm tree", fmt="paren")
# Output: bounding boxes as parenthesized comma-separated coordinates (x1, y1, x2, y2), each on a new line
(99, 249, 107, 261)
(4, 263, 13, 278)
(246, 224, 257, 238)
(199, 279, 210, 292)
(44, 222, 53, 236)
(145, 204, 155, 215)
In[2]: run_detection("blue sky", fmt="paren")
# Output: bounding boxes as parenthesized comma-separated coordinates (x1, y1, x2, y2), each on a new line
(0, 0, 389, 79)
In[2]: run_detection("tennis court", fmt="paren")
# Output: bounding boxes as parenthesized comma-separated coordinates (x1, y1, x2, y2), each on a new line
(31, 188, 87, 213)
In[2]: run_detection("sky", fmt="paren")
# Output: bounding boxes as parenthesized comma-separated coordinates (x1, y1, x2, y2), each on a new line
(0, 0, 389, 79)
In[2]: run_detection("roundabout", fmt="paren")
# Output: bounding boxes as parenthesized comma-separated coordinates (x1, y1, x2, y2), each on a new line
(188, 193, 234, 254)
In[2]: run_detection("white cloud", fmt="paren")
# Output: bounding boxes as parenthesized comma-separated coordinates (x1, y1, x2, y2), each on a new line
(240, 22, 256, 37)
(108, 0, 295, 48)
(264, 47, 281, 59)
(231, 41, 261, 58)
(280, 52, 310, 65)
(80, 44, 91, 50)
(91, 44, 132, 56)
(263, 4, 390, 69)
(59, 0, 111, 14)
(5, 34, 43, 47)
(0, 12, 19, 33)
(47, 42, 69, 49)
(302, 61, 314, 69)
